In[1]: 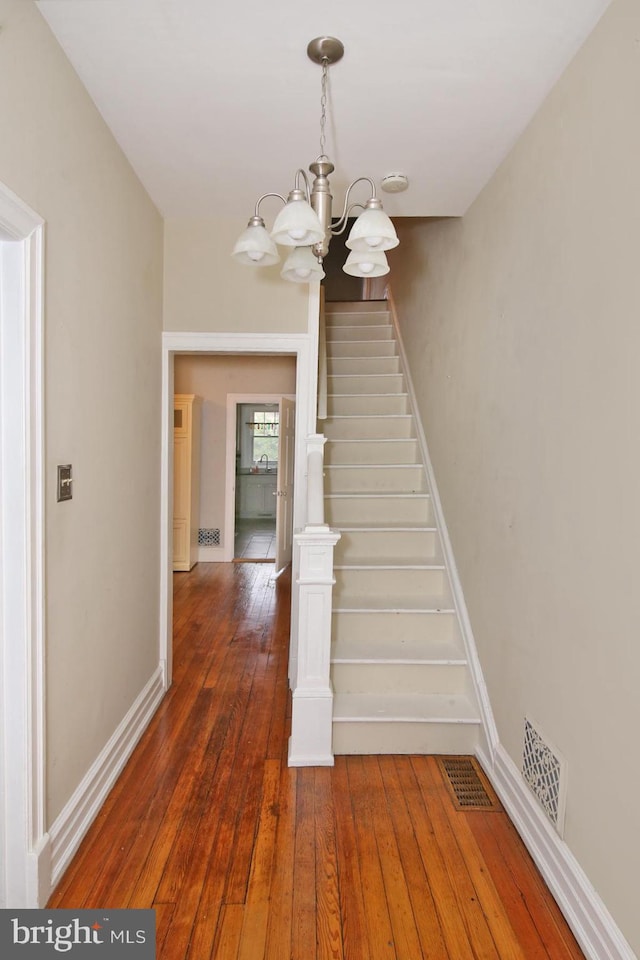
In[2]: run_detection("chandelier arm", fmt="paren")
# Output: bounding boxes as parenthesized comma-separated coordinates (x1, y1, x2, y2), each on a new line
(331, 177, 378, 231)
(254, 193, 287, 217)
(330, 203, 366, 236)
(294, 169, 312, 202)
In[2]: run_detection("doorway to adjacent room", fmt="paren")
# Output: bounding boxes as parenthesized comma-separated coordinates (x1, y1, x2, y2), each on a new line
(234, 401, 278, 561)
(228, 395, 295, 570)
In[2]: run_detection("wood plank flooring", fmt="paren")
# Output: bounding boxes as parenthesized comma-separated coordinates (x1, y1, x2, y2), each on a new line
(49, 562, 586, 960)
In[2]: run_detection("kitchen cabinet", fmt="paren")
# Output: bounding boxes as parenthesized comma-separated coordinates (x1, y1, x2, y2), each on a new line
(237, 472, 277, 519)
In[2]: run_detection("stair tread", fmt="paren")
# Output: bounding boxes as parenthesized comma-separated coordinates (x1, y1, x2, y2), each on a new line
(327, 354, 396, 360)
(324, 414, 412, 420)
(327, 394, 409, 399)
(333, 523, 436, 531)
(333, 692, 480, 723)
(328, 355, 398, 361)
(325, 462, 422, 469)
(325, 492, 431, 500)
(334, 596, 454, 612)
(327, 437, 421, 446)
(327, 322, 394, 328)
(334, 561, 444, 570)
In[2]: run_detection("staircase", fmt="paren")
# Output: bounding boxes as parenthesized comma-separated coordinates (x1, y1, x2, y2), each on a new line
(322, 300, 481, 754)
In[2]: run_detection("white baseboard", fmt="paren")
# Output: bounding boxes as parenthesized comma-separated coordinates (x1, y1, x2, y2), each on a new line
(48, 665, 166, 892)
(197, 545, 225, 562)
(29, 833, 52, 908)
(478, 744, 636, 960)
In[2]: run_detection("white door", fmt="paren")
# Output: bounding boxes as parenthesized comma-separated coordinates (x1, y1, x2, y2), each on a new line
(275, 397, 295, 572)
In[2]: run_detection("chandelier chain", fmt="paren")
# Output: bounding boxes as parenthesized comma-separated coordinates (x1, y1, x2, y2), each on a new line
(319, 57, 329, 159)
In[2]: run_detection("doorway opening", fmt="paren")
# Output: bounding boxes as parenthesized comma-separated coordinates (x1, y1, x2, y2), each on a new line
(161, 331, 314, 686)
(234, 402, 278, 562)
(226, 394, 296, 570)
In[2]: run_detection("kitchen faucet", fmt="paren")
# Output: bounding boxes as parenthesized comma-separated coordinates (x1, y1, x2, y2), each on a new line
(258, 454, 269, 471)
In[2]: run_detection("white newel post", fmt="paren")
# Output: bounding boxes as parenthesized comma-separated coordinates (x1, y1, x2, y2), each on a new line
(306, 434, 326, 526)
(288, 436, 340, 766)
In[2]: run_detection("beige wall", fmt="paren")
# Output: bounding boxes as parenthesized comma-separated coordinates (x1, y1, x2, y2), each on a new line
(174, 355, 296, 547)
(389, 0, 639, 951)
(164, 218, 308, 333)
(0, 1, 164, 824)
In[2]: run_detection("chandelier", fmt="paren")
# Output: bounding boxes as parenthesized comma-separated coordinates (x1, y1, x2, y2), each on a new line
(231, 37, 401, 284)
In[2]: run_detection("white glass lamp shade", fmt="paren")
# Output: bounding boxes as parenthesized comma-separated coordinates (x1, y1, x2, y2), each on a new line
(346, 206, 399, 252)
(232, 218, 280, 266)
(281, 246, 325, 283)
(271, 196, 325, 247)
(343, 249, 390, 278)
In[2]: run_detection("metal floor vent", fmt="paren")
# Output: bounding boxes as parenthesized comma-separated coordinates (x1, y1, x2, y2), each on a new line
(522, 718, 567, 836)
(198, 528, 221, 546)
(437, 757, 500, 811)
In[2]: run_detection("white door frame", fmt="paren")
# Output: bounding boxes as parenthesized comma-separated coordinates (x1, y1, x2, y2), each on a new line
(0, 182, 49, 906)
(160, 330, 314, 685)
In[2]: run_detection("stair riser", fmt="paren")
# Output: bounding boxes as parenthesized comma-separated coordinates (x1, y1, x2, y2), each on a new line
(328, 357, 401, 376)
(331, 663, 470, 696)
(325, 439, 420, 465)
(332, 722, 479, 756)
(327, 395, 409, 416)
(328, 340, 398, 358)
(325, 465, 426, 494)
(326, 311, 391, 326)
(326, 325, 393, 342)
(322, 416, 415, 440)
(328, 374, 404, 394)
(326, 497, 433, 525)
(334, 567, 446, 600)
(332, 611, 458, 647)
(334, 529, 439, 563)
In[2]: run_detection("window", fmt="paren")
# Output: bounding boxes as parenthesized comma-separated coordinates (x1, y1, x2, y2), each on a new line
(238, 404, 280, 469)
(250, 409, 279, 465)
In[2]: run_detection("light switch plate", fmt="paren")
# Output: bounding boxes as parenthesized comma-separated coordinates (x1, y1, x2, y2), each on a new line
(57, 464, 72, 502)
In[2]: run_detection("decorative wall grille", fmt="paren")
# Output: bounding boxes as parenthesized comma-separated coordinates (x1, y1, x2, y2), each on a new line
(198, 528, 221, 546)
(522, 717, 567, 835)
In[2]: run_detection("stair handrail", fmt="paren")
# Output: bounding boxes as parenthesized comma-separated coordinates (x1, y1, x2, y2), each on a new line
(317, 285, 328, 421)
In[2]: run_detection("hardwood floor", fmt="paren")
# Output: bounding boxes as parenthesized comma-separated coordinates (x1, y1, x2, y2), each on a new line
(49, 562, 586, 960)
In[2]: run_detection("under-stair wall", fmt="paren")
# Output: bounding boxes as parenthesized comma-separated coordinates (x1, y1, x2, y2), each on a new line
(321, 300, 490, 756)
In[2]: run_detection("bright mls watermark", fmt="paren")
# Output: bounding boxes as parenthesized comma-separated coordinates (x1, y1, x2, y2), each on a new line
(0, 910, 155, 957)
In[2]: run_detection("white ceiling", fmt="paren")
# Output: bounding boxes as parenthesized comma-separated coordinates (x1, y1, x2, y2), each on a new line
(36, 0, 611, 220)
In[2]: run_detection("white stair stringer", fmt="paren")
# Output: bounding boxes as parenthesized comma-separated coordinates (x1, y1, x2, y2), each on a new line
(322, 300, 481, 755)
